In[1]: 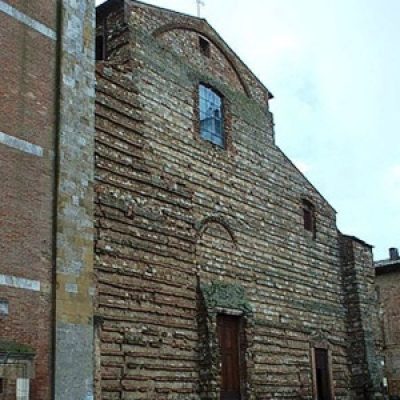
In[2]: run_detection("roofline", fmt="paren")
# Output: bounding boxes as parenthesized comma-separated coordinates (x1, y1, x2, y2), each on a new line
(96, 0, 205, 22)
(374, 257, 400, 266)
(278, 147, 337, 214)
(375, 261, 400, 275)
(96, 0, 123, 14)
(340, 234, 374, 249)
(129, 0, 205, 21)
(202, 20, 273, 100)
(96, 0, 274, 100)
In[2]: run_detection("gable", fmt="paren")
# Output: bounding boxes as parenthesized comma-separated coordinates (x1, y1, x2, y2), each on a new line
(122, 0, 271, 105)
(154, 25, 249, 97)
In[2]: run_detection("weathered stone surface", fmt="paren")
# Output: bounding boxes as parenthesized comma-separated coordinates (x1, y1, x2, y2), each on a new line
(340, 235, 384, 399)
(93, 1, 384, 400)
(54, 1, 96, 399)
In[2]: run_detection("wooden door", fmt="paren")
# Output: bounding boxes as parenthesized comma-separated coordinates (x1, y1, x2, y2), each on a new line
(217, 315, 241, 400)
(315, 349, 332, 400)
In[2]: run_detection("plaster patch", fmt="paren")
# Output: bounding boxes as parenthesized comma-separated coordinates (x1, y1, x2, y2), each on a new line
(0, 274, 41, 292)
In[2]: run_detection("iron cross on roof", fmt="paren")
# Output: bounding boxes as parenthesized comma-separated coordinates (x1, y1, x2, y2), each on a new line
(196, 0, 205, 17)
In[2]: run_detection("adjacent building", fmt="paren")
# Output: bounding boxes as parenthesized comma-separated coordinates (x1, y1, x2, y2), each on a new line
(0, 1, 95, 399)
(375, 248, 400, 398)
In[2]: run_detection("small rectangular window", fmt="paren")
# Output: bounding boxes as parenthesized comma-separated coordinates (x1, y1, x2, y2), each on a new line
(314, 349, 332, 400)
(0, 299, 8, 316)
(199, 84, 224, 147)
(16, 378, 29, 400)
(199, 36, 210, 57)
(96, 35, 105, 61)
(303, 207, 313, 231)
(0, 378, 4, 394)
(302, 199, 315, 237)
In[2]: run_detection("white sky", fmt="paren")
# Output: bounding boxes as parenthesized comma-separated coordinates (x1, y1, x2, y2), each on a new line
(96, 0, 399, 260)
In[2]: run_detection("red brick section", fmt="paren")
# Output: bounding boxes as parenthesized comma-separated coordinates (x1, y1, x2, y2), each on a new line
(375, 262, 400, 397)
(0, 2, 57, 400)
(0, 14, 56, 145)
(4, 0, 57, 28)
(0, 288, 52, 400)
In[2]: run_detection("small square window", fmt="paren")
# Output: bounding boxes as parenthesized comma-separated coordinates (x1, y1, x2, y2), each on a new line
(199, 36, 210, 57)
(199, 84, 224, 147)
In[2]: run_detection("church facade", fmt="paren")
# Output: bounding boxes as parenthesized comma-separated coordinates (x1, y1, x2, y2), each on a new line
(93, 1, 383, 399)
(0, 0, 385, 399)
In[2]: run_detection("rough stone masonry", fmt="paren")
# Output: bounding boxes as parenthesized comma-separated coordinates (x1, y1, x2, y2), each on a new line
(93, 1, 384, 399)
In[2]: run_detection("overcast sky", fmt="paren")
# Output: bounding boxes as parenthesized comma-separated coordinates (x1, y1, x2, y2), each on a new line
(96, 0, 399, 260)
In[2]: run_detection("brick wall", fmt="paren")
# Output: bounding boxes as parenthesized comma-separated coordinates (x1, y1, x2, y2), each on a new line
(93, 2, 382, 399)
(0, 1, 96, 399)
(0, 1, 57, 398)
(375, 266, 400, 397)
(340, 235, 384, 399)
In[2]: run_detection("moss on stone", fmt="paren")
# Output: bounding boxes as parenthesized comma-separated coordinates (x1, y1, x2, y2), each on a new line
(0, 340, 35, 354)
(200, 282, 252, 314)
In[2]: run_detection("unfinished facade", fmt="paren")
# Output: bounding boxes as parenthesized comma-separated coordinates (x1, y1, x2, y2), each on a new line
(375, 248, 400, 398)
(93, 1, 384, 399)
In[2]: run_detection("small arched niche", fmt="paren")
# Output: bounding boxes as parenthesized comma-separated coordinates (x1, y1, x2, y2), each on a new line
(194, 216, 252, 400)
(195, 215, 238, 280)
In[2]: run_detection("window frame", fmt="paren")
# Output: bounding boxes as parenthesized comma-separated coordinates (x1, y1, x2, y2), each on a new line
(16, 378, 30, 400)
(302, 199, 316, 238)
(95, 34, 105, 61)
(199, 36, 211, 57)
(311, 346, 334, 400)
(0, 299, 9, 316)
(198, 83, 225, 148)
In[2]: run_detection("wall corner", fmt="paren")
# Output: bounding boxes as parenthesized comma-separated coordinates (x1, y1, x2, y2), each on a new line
(54, 1, 96, 399)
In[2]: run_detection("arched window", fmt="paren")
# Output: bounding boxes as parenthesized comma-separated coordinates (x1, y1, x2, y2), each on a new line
(199, 84, 224, 147)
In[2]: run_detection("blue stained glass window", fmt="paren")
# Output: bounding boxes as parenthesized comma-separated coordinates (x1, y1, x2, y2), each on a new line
(199, 84, 224, 147)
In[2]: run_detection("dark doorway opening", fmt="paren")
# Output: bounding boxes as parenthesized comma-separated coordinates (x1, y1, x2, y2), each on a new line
(96, 35, 105, 60)
(315, 348, 332, 400)
(217, 315, 241, 400)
